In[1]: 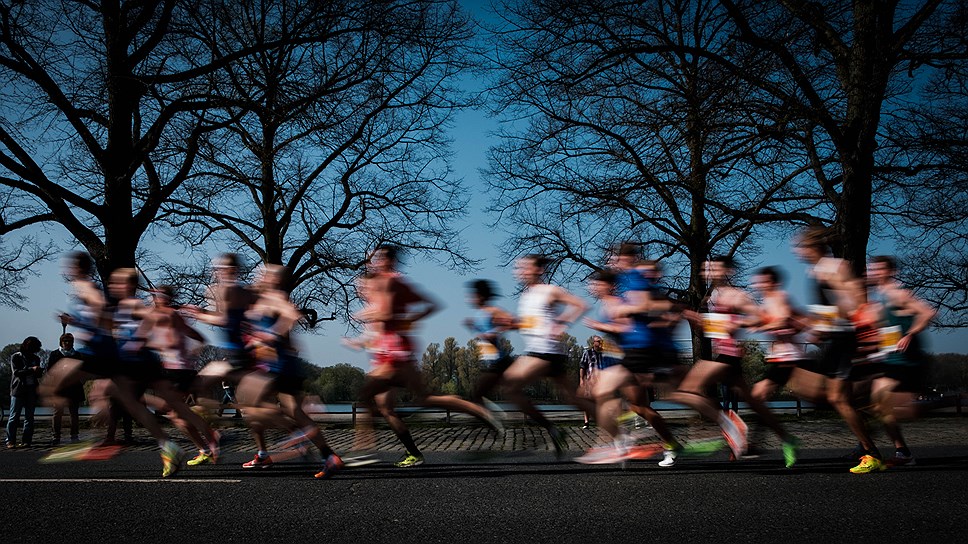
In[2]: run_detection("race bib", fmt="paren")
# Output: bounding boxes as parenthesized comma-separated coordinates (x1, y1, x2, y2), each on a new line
(702, 313, 731, 339)
(878, 325, 902, 354)
(808, 304, 848, 332)
(478, 342, 500, 362)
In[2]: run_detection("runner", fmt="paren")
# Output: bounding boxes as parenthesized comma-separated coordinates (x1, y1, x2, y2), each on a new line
(183, 254, 258, 377)
(355, 245, 502, 468)
(671, 256, 796, 465)
(40, 253, 112, 418)
(867, 255, 936, 466)
(109, 268, 206, 477)
(40, 254, 185, 476)
(139, 285, 222, 468)
(576, 268, 666, 464)
(235, 264, 344, 478)
(793, 227, 883, 474)
(501, 254, 591, 458)
(747, 266, 824, 409)
(463, 279, 515, 405)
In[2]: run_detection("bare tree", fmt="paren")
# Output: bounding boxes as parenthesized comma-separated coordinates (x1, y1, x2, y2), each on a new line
(485, 0, 819, 313)
(0, 237, 50, 309)
(879, 19, 968, 327)
(0, 0, 339, 292)
(160, 0, 477, 321)
(718, 0, 967, 276)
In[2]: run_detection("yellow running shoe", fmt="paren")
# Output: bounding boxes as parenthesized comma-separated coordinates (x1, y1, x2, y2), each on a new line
(394, 454, 424, 468)
(161, 442, 185, 478)
(187, 451, 214, 466)
(850, 454, 886, 474)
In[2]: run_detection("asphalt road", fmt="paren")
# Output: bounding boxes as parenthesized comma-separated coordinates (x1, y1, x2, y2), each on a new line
(2, 445, 967, 544)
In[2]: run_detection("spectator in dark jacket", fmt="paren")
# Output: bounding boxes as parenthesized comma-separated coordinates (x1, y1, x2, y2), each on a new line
(6, 336, 43, 447)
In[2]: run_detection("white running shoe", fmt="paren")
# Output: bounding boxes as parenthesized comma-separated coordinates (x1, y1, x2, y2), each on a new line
(658, 447, 679, 468)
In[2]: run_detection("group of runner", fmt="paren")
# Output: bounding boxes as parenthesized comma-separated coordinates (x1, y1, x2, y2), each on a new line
(464, 229, 935, 474)
(34, 224, 935, 477)
(40, 252, 341, 478)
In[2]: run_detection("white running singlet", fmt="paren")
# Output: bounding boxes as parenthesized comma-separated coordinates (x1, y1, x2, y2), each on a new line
(518, 284, 563, 355)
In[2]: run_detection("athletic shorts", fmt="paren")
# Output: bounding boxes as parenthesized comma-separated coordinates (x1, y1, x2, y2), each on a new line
(162, 369, 198, 393)
(525, 352, 568, 378)
(268, 372, 305, 396)
(481, 355, 515, 375)
(224, 346, 255, 371)
(817, 332, 857, 380)
(77, 333, 119, 377)
(621, 347, 682, 380)
(764, 365, 794, 386)
(712, 354, 744, 374)
(883, 364, 925, 394)
(372, 332, 416, 367)
(847, 361, 885, 381)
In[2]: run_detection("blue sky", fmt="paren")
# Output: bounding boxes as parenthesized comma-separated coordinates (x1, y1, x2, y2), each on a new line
(2, 0, 964, 364)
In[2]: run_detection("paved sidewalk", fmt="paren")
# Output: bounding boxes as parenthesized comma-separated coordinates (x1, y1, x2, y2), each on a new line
(3, 411, 966, 455)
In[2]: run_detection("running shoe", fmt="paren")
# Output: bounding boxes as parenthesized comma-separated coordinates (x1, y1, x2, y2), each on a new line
(394, 454, 425, 468)
(314, 454, 345, 479)
(849, 454, 887, 474)
(658, 443, 683, 468)
(161, 441, 185, 478)
(782, 437, 800, 469)
(242, 454, 274, 469)
(726, 409, 748, 446)
(719, 412, 747, 459)
(187, 451, 215, 466)
(887, 450, 917, 467)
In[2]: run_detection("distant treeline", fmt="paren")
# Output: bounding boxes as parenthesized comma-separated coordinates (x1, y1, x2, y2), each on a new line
(3, 341, 966, 407)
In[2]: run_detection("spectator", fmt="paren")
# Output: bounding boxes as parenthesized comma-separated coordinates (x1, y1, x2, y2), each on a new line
(46, 333, 85, 444)
(579, 336, 604, 429)
(219, 381, 242, 418)
(6, 336, 43, 448)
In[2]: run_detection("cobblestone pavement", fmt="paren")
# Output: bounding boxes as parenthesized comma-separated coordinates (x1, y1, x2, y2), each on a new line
(3, 410, 966, 455)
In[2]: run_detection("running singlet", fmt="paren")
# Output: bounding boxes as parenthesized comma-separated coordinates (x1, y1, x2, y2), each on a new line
(808, 258, 854, 333)
(518, 284, 563, 355)
(372, 274, 422, 366)
(882, 305, 925, 367)
(217, 307, 248, 351)
(152, 311, 194, 371)
(707, 288, 743, 359)
(386, 275, 422, 334)
(249, 314, 302, 376)
(760, 308, 805, 364)
(596, 308, 624, 369)
(66, 292, 100, 352)
(469, 309, 510, 364)
(615, 269, 652, 350)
